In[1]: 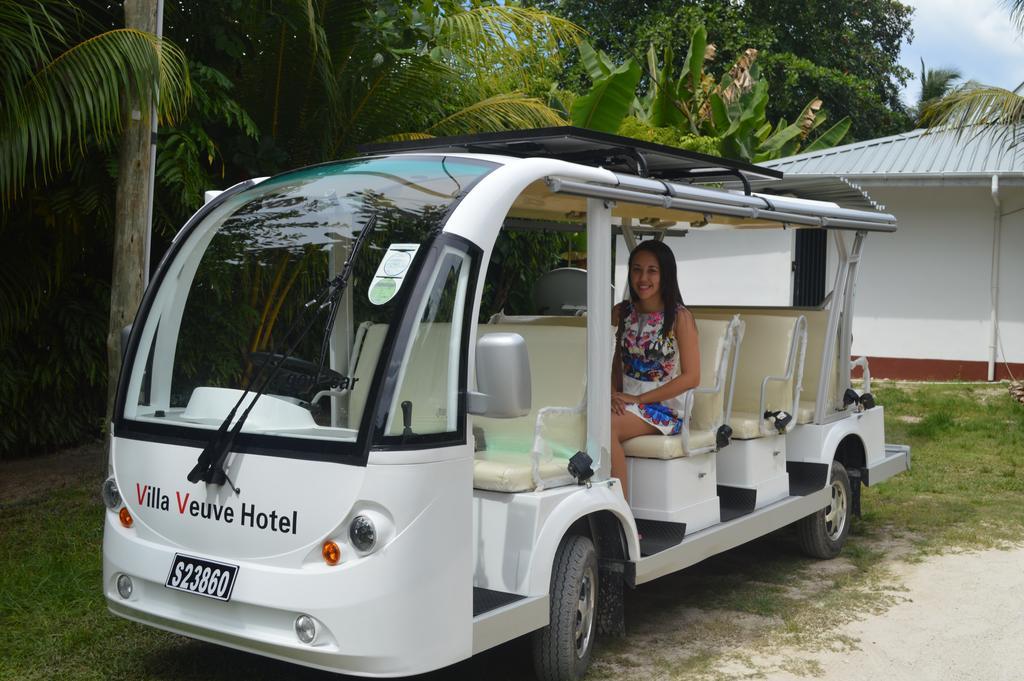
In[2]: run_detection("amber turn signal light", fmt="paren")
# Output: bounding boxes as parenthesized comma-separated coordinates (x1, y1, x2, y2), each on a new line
(118, 507, 133, 528)
(322, 540, 341, 566)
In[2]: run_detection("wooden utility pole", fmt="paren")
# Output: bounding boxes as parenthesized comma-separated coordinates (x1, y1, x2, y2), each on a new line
(106, 0, 160, 426)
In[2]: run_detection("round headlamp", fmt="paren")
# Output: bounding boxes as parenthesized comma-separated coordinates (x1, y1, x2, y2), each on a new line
(101, 477, 121, 509)
(295, 614, 317, 644)
(116, 574, 133, 599)
(349, 515, 377, 552)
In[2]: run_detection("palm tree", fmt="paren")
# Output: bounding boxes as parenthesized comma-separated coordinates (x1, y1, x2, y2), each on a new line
(915, 59, 961, 123)
(0, 1, 190, 203)
(920, 1, 1024, 141)
(214, 1, 582, 166)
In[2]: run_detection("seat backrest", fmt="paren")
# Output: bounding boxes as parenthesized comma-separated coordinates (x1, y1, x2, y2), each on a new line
(475, 323, 587, 454)
(689, 317, 732, 433)
(693, 312, 803, 415)
(347, 322, 388, 427)
(797, 309, 836, 411)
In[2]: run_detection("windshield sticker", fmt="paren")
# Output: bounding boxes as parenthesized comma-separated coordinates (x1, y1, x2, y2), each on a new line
(369, 243, 418, 305)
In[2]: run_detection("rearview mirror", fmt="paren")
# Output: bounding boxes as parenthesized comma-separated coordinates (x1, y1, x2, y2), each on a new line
(468, 333, 531, 418)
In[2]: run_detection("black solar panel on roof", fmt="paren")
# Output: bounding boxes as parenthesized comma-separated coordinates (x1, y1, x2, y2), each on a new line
(357, 127, 783, 183)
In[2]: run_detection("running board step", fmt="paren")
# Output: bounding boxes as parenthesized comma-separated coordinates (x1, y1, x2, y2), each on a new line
(787, 461, 829, 496)
(473, 588, 525, 617)
(636, 519, 687, 557)
(718, 485, 756, 521)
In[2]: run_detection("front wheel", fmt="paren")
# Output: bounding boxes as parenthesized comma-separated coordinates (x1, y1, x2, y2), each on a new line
(533, 534, 598, 681)
(797, 460, 851, 559)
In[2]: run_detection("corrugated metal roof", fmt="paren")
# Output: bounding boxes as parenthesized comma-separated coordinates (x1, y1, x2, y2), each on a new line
(761, 126, 1024, 180)
(724, 176, 886, 212)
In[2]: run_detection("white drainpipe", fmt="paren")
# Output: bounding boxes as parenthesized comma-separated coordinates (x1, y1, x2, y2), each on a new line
(989, 174, 1002, 382)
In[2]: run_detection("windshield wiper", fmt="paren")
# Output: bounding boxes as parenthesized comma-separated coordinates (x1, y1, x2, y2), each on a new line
(186, 215, 378, 491)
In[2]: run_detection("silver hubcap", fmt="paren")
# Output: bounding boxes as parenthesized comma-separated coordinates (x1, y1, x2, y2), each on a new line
(824, 478, 848, 541)
(574, 566, 595, 659)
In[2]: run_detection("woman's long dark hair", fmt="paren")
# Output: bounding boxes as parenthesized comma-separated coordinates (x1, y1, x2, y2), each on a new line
(626, 240, 685, 338)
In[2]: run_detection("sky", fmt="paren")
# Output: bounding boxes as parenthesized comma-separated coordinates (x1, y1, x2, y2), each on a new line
(898, 0, 1024, 105)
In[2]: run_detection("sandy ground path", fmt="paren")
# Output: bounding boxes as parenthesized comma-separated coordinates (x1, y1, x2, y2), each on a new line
(750, 546, 1024, 681)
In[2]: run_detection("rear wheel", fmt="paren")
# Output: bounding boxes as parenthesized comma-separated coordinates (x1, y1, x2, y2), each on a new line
(797, 460, 851, 559)
(533, 534, 598, 681)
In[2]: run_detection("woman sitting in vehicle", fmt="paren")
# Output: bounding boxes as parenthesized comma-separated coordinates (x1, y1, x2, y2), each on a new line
(611, 240, 700, 501)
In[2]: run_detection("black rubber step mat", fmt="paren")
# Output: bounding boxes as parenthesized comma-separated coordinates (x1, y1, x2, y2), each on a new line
(788, 461, 829, 496)
(473, 588, 525, 617)
(635, 519, 687, 557)
(718, 485, 757, 522)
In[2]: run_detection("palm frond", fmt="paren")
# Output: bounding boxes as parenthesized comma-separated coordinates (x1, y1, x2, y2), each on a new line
(438, 6, 583, 69)
(1, 27, 191, 202)
(921, 82, 1024, 144)
(374, 132, 435, 143)
(327, 56, 453, 158)
(1008, 0, 1024, 32)
(424, 93, 567, 138)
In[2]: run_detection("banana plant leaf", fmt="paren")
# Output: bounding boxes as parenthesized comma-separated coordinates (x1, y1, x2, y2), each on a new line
(570, 59, 642, 133)
(682, 25, 707, 98)
(578, 41, 613, 82)
(646, 45, 685, 128)
(804, 116, 851, 152)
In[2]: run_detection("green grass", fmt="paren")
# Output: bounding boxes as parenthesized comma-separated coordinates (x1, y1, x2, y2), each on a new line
(2, 383, 1023, 680)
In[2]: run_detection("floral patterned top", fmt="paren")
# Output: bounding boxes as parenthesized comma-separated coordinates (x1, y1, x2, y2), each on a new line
(618, 302, 693, 435)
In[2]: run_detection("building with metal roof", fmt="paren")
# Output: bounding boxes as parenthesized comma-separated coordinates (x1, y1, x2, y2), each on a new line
(752, 126, 1023, 381)
(761, 126, 1024, 184)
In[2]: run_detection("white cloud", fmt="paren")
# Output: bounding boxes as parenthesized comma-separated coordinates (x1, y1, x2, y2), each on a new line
(899, 0, 1024, 104)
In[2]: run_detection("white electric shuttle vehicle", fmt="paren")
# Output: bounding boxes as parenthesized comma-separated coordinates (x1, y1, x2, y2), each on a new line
(103, 128, 910, 680)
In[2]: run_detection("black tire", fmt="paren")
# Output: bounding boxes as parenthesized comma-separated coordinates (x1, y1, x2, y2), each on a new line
(532, 534, 598, 681)
(797, 460, 852, 559)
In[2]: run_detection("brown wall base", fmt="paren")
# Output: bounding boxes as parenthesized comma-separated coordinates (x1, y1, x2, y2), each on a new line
(851, 356, 1024, 382)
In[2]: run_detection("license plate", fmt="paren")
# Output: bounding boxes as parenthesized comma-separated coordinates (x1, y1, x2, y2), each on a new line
(165, 553, 238, 602)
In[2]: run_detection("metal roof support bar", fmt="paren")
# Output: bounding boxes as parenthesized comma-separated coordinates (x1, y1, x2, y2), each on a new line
(587, 198, 613, 483)
(840, 232, 867, 405)
(610, 174, 898, 226)
(547, 177, 897, 232)
(815, 231, 850, 424)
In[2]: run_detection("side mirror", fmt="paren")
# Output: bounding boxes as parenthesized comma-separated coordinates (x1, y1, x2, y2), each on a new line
(468, 333, 531, 418)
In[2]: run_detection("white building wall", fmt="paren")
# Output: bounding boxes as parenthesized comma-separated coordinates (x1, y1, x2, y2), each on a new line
(854, 184, 1023, 365)
(994, 186, 1024, 366)
(614, 229, 793, 305)
(613, 183, 1023, 368)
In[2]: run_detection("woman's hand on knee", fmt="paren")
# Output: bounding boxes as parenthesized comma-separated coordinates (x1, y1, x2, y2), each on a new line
(611, 392, 635, 415)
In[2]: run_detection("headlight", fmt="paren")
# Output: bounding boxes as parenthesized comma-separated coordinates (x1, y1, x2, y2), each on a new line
(349, 515, 377, 552)
(295, 614, 317, 644)
(116, 574, 133, 599)
(101, 477, 121, 509)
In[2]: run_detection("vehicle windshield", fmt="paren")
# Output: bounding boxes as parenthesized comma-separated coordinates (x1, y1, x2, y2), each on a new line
(121, 155, 495, 443)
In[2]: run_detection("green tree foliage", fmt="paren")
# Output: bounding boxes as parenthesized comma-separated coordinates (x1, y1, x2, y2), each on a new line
(532, 0, 915, 141)
(918, 60, 963, 108)
(0, 0, 581, 457)
(569, 29, 850, 163)
(0, 1, 190, 203)
(162, 0, 580, 172)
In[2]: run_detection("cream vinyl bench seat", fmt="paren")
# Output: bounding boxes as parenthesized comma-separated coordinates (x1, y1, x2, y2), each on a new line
(692, 311, 808, 439)
(489, 314, 743, 460)
(622, 315, 743, 459)
(623, 315, 742, 532)
(343, 320, 584, 493)
(690, 307, 838, 428)
(473, 322, 588, 493)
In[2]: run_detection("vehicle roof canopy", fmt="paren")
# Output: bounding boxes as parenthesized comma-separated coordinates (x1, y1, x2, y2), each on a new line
(359, 127, 896, 235)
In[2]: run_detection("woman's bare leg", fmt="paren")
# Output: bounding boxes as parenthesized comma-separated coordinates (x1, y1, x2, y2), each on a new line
(610, 411, 659, 504)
